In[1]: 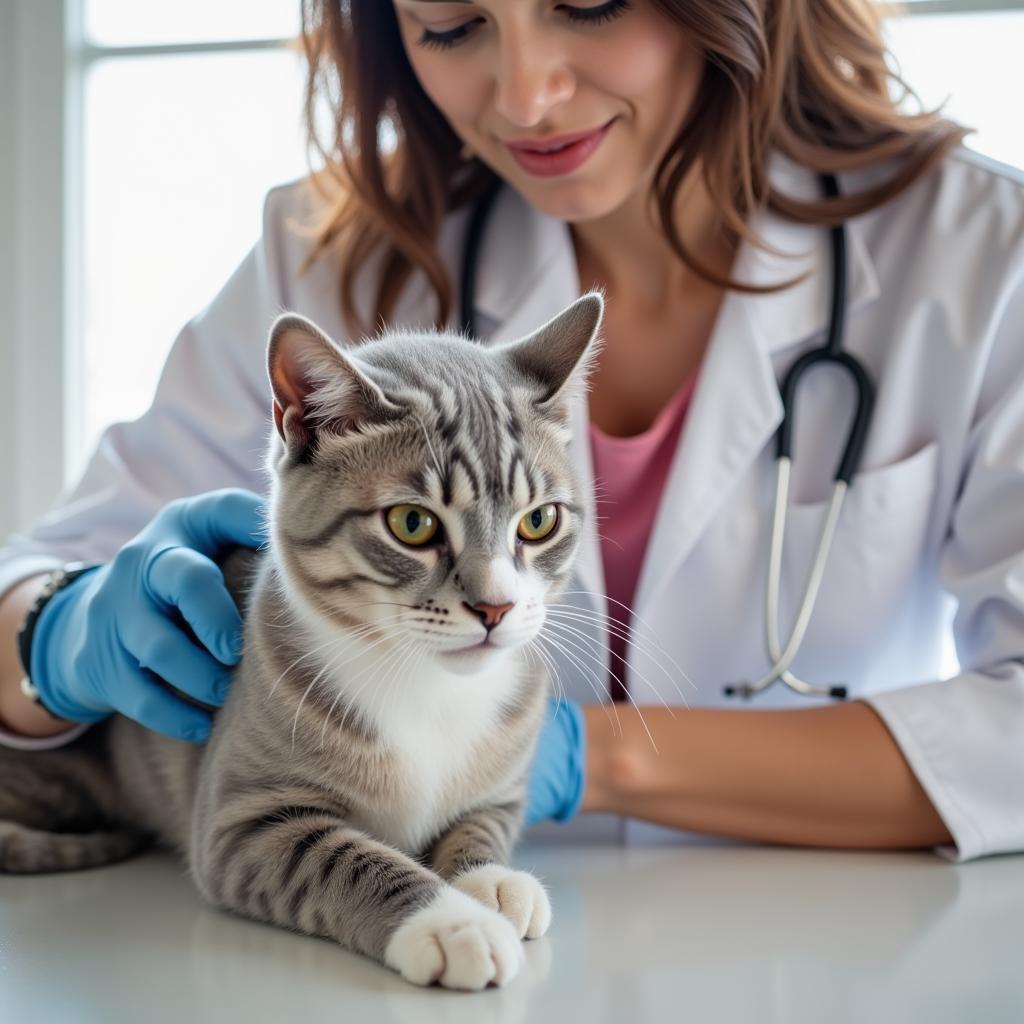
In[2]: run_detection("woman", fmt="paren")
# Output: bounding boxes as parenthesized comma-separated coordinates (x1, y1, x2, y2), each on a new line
(1, 0, 1021, 863)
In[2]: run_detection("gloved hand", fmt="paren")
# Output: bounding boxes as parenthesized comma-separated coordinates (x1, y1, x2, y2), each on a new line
(524, 695, 587, 827)
(28, 487, 266, 744)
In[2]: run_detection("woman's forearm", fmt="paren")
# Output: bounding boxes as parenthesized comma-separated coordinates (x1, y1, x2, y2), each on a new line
(580, 700, 955, 851)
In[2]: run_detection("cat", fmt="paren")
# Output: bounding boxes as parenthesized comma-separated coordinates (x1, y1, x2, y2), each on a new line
(0, 290, 606, 991)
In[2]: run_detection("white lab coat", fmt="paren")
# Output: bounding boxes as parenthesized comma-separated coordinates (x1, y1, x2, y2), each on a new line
(2, 146, 1023, 863)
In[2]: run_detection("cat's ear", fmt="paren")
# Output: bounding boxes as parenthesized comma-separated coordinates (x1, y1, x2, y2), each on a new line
(497, 289, 605, 420)
(267, 313, 404, 456)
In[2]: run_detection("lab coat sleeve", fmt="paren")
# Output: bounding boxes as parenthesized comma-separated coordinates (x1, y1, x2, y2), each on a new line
(864, 255, 1024, 863)
(0, 185, 297, 751)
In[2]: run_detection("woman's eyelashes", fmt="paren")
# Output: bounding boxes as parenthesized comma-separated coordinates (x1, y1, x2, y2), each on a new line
(382, 503, 562, 548)
(414, 0, 634, 52)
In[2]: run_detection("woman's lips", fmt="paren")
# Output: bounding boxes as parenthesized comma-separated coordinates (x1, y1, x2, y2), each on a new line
(505, 118, 616, 178)
(505, 120, 614, 151)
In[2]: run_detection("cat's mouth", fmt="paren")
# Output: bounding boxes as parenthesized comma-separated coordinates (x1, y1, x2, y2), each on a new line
(441, 638, 498, 659)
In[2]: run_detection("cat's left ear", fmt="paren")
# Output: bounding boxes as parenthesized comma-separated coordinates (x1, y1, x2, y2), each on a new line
(496, 290, 605, 421)
(267, 313, 404, 457)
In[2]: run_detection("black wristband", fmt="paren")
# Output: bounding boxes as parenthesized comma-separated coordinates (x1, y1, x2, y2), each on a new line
(14, 563, 100, 721)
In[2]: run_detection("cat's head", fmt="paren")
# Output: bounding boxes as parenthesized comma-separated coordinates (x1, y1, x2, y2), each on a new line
(264, 291, 604, 675)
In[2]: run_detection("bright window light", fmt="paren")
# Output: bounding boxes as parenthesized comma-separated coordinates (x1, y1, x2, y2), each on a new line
(882, 10, 1024, 169)
(84, 0, 300, 47)
(73, 46, 317, 483)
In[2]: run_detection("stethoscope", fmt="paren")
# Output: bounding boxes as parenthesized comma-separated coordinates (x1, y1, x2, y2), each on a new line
(458, 171, 875, 702)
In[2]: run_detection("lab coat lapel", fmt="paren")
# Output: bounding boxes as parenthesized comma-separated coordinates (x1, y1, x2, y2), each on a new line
(633, 159, 881, 614)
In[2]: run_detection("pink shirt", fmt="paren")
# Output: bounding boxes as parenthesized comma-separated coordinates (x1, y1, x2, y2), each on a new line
(588, 368, 699, 702)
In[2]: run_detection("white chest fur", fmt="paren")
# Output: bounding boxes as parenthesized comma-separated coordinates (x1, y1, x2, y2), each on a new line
(290, 596, 525, 854)
(362, 683, 515, 853)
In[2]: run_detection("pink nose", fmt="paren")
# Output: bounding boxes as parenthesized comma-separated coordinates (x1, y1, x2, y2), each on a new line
(465, 601, 515, 628)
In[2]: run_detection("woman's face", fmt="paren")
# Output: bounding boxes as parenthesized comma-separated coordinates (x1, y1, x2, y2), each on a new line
(390, 0, 705, 223)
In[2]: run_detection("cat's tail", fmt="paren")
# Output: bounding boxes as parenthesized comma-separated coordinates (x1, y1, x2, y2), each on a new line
(0, 820, 155, 873)
(0, 718, 156, 874)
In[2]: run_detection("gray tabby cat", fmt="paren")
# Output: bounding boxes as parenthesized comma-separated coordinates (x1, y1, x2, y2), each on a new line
(0, 290, 606, 990)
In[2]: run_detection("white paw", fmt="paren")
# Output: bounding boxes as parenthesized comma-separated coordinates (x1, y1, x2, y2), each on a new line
(451, 863, 552, 940)
(383, 885, 524, 990)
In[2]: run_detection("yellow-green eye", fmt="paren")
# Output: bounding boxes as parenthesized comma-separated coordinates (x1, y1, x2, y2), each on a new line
(387, 505, 439, 546)
(517, 504, 558, 542)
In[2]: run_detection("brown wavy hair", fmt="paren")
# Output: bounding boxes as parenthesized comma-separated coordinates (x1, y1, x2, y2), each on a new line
(295, 0, 971, 340)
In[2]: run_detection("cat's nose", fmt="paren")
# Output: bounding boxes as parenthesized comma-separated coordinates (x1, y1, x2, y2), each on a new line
(464, 600, 515, 629)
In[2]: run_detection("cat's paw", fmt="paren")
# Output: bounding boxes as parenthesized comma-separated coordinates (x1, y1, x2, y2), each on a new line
(383, 885, 524, 990)
(451, 863, 552, 940)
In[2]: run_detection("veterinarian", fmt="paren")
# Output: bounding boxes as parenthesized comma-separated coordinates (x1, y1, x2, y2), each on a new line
(1, 0, 1023, 863)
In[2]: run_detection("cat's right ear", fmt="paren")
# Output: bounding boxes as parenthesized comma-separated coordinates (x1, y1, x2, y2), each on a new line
(267, 313, 403, 458)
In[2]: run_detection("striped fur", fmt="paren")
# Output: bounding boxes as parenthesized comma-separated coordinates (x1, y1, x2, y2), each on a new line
(0, 292, 605, 989)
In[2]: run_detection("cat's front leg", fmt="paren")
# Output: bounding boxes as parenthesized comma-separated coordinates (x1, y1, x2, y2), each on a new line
(190, 801, 523, 990)
(428, 800, 552, 940)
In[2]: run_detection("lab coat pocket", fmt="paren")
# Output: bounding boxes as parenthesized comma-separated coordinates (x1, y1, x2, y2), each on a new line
(765, 439, 942, 671)
(786, 438, 942, 523)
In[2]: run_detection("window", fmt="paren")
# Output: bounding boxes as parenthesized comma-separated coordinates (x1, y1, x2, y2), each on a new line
(882, 3, 1024, 169)
(70, 1, 313, 485)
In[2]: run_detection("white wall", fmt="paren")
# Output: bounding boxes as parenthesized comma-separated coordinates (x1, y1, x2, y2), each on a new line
(0, 0, 69, 540)
(0, 2, 19, 541)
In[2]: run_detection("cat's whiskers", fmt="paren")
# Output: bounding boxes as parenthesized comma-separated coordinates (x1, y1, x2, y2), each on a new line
(266, 631, 354, 704)
(366, 637, 425, 747)
(289, 619, 412, 754)
(289, 630, 375, 755)
(308, 622, 404, 752)
(538, 623, 632, 734)
(542, 616, 680, 717)
(349, 600, 422, 612)
(274, 615, 409, 735)
(316, 641, 400, 753)
(265, 612, 410, 704)
(532, 618, 598, 716)
(544, 606, 693, 707)
(534, 629, 625, 738)
(318, 680, 351, 753)
(334, 636, 410, 746)
(540, 620, 660, 753)
(525, 635, 608, 735)
(260, 600, 313, 630)
(338, 632, 434, 753)
(592, 529, 626, 554)
(328, 628, 415, 744)
(550, 593, 699, 695)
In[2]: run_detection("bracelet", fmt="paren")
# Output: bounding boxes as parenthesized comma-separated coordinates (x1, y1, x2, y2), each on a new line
(14, 563, 100, 721)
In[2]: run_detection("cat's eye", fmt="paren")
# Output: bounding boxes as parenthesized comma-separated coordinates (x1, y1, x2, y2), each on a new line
(387, 504, 440, 546)
(517, 503, 559, 542)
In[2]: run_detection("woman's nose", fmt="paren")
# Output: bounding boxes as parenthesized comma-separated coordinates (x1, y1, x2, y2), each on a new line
(491, 26, 576, 128)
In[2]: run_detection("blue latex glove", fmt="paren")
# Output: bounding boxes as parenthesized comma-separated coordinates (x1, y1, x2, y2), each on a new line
(525, 695, 587, 826)
(29, 487, 266, 744)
